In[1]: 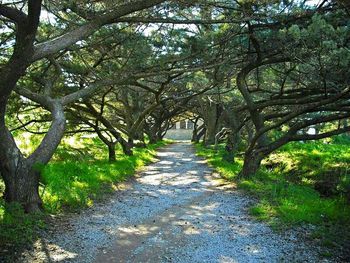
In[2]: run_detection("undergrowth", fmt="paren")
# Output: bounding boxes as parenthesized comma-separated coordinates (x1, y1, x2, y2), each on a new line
(0, 135, 170, 253)
(195, 140, 350, 258)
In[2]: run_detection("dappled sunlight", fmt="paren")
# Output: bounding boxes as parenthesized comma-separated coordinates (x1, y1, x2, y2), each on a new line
(157, 160, 174, 165)
(244, 244, 262, 254)
(14, 143, 327, 262)
(143, 170, 161, 175)
(24, 238, 79, 262)
(219, 256, 238, 263)
(157, 151, 178, 157)
(186, 203, 219, 219)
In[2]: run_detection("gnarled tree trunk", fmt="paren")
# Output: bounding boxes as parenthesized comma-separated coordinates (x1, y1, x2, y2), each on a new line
(0, 102, 66, 212)
(2, 158, 42, 212)
(239, 150, 265, 179)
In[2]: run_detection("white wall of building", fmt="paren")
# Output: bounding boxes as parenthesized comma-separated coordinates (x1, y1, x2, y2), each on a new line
(164, 119, 203, 140)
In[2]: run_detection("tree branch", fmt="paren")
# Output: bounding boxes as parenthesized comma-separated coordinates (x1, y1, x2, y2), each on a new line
(32, 0, 165, 61)
(0, 4, 27, 24)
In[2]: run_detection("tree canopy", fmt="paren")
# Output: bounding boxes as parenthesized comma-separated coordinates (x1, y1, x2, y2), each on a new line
(0, 0, 349, 212)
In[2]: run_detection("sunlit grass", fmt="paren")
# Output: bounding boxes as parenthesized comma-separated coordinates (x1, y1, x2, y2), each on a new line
(195, 140, 350, 253)
(0, 135, 170, 250)
(195, 144, 243, 180)
(40, 143, 165, 213)
(239, 175, 350, 225)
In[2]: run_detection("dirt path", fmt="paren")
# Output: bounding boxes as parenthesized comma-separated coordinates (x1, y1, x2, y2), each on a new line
(22, 143, 326, 262)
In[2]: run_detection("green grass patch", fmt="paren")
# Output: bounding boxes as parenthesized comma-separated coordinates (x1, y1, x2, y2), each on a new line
(0, 201, 45, 250)
(195, 140, 350, 255)
(40, 140, 168, 213)
(195, 144, 242, 181)
(0, 136, 170, 253)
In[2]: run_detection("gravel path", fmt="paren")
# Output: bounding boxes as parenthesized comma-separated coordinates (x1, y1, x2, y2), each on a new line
(21, 143, 327, 263)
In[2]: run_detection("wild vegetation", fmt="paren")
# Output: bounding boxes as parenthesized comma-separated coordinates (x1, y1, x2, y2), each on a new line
(195, 137, 350, 258)
(0, 0, 349, 260)
(0, 134, 168, 254)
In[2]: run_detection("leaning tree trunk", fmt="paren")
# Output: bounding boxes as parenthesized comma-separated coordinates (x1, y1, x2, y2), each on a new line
(120, 138, 133, 156)
(145, 122, 162, 144)
(191, 126, 198, 142)
(0, 102, 66, 212)
(195, 127, 206, 144)
(238, 149, 265, 179)
(0, 0, 43, 212)
(148, 133, 159, 144)
(0, 101, 66, 213)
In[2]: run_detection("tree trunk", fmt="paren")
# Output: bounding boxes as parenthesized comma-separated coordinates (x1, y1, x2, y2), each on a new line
(191, 126, 198, 142)
(2, 158, 43, 213)
(239, 150, 265, 179)
(108, 143, 116, 162)
(204, 125, 216, 146)
(121, 139, 133, 156)
(1, 101, 66, 212)
(145, 123, 162, 144)
(223, 132, 240, 163)
(195, 127, 206, 143)
(246, 124, 254, 143)
(0, 129, 44, 213)
(148, 133, 158, 144)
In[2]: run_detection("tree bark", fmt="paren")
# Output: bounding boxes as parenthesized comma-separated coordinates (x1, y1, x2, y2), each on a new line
(0, 102, 66, 212)
(204, 125, 217, 146)
(107, 143, 116, 162)
(223, 132, 240, 163)
(0, 0, 43, 212)
(120, 140, 133, 156)
(195, 126, 206, 143)
(239, 150, 265, 178)
(2, 157, 42, 212)
(148, 135, 158, 144)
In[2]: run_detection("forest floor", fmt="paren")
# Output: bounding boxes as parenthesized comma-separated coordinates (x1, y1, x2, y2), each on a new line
(19, 143, 330, 262)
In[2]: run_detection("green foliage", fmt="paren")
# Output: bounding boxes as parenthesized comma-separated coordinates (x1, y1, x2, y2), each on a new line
(195, 140, 350, 252)
(40, 140, 166, 213)
(0, 201, 45, 251)
(195, 144, 242, 180)
(0, 136, 169, 252)
(266, 141, 350, 198)
(331, 134, 350, 145)
(240, 175, 349, 225)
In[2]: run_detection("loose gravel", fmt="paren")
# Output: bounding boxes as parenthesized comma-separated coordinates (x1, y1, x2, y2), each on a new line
(20, 142, 329, 262)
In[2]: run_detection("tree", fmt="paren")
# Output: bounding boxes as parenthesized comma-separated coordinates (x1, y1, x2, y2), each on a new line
(0, 0, 166, 212)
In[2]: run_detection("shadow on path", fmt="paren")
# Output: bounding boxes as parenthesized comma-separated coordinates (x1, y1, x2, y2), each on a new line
(20, 143, 323, 263)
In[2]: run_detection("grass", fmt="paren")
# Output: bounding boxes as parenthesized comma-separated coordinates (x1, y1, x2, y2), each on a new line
(195, 139, 350, 257)
(195, 144, 243, 180)
(0, 134, 171, 253)
(0, 201, 45, 250)
(40, 140, 168, 213)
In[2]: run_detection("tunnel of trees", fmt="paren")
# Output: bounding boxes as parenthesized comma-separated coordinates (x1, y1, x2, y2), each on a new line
(0, 0, 349, 220)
